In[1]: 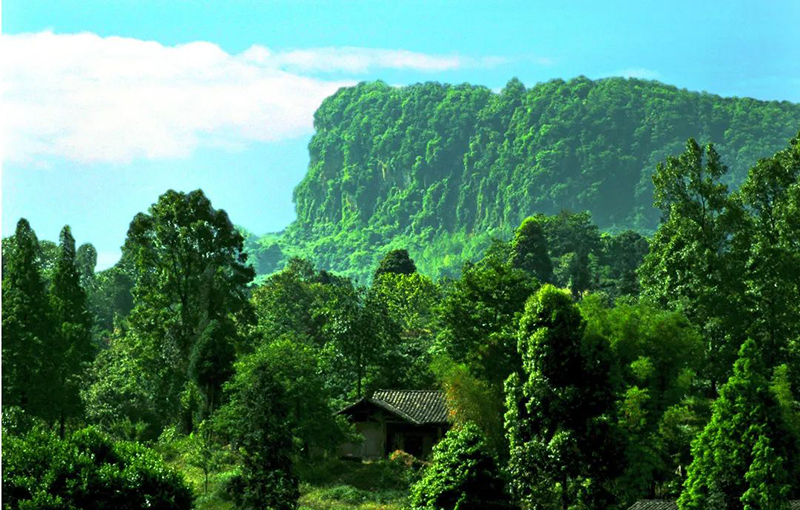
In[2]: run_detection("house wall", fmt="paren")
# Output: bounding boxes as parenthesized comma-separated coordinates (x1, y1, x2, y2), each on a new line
(338, 404, 450, 459)
(339, 409, 390, 459)
(359, 421, 384, 457)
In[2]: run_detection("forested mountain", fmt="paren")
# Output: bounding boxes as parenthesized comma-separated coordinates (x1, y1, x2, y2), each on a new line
(248, 77, 800, 281)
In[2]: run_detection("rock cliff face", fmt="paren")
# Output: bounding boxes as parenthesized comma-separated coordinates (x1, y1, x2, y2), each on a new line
(249, 77, 800, 281)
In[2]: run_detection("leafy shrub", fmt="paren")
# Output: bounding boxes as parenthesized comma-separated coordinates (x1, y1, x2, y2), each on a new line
(2, 426, 193, 510)
(410, 423, 513, 510)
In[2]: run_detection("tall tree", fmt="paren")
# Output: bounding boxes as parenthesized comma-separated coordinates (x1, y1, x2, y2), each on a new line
(541, 211, 602, 298)
(215, 360, 299, 510)
(639, 139, 748, 390)
(317, 282, 397, 398)
(505, 285, 621, 510)
(509, 215, 553, 283)
(369, 272, 440, 388)
(47, 226, 94, 436)
(678, 339, 799, 510)
(2, 219, 51, 417)
(738, 133, 800, 369)
(104, 189, 254, 432)
(436, 250, 538, 389)
(75, 243, 98, 290)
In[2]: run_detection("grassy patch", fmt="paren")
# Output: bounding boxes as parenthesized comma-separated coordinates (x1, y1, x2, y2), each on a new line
(160, 431, 417, 510)
(296, 458, 416, 510)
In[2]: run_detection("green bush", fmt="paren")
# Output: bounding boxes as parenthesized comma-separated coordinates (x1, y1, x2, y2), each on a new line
(2, 426, 193, 510)
(410, 422, 513, 510)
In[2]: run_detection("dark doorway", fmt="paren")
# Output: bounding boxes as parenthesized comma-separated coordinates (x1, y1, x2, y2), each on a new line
(404, 435, 423, 457)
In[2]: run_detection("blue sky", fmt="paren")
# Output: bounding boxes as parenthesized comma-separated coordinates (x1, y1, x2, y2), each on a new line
(3, 0, 799, 268)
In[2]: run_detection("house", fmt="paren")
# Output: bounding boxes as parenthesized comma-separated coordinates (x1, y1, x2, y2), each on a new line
(336, 389, 450, 459)
(627, 501, 800, 510)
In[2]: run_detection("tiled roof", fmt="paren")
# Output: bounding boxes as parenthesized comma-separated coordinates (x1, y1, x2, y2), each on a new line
(627, 502, 677, 510)
(628, 501, 800, 510)
(371, 390, 448, 425)
(338, 389, 449, 425)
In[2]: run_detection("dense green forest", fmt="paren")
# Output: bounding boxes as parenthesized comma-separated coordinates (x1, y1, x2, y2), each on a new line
(246, 77, 800, 282)
(3, 85, 800, 509)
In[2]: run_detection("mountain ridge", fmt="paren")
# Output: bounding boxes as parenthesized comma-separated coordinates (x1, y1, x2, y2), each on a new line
(246, 76, 800, 281)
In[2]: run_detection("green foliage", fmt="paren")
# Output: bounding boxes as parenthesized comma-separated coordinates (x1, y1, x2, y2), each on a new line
(678, 340, 800, 510)
(369, 272, 441, 388)
(251, 258, 416, 400)
(251, 257, 332, 343)
(639, 139, 748, 388)
(190, 320, 237, 418)
(82, 329, 175, 441)
(410, 423, 513, 510)
(505, 285, 621, 510)
(2, 426, 193, 510)
(237, 335, 345, 455)
(541, 211, 602, 297)
(119, 189, 255, 433)
(215, 358, 299, 510)
(436, 250, 538, 389)
(374, 249, 417, 279)
(509, 215, 553, 283)
(738, 133, 800, 370)
(75, 242, 98, 289)
(580, 295, 706, 500)
(740, 434, 791, 510)
(2, 219, 53, 418)
(251, 78, 798, 281)
(46, 226, 94, 433)
(86, 261, 135, 345)
(597, 231, 649, 298)
(317, 282, 399, 398)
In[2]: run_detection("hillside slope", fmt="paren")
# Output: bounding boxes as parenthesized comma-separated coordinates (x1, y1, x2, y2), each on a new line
(249, 77, 800, 281)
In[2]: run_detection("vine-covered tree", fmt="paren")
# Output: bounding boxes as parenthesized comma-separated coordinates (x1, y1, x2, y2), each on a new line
(509, 215, 553, 283)
(410, 422, 513, 510)
(505, 285, 621, 510)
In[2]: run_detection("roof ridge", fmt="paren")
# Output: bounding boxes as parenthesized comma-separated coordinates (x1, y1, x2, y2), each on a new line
(374, 389, 442, 393)
(367, 397, 421, 424)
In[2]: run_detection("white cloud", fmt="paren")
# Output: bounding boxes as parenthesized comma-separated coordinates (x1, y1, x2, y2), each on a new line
(0, 32, 512, 164)
(243, 46, 509, 73)
(606, 67, 661, 80)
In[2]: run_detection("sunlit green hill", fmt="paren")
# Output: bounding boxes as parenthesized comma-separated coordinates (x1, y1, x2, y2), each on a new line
(247, 77, 800, 281)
